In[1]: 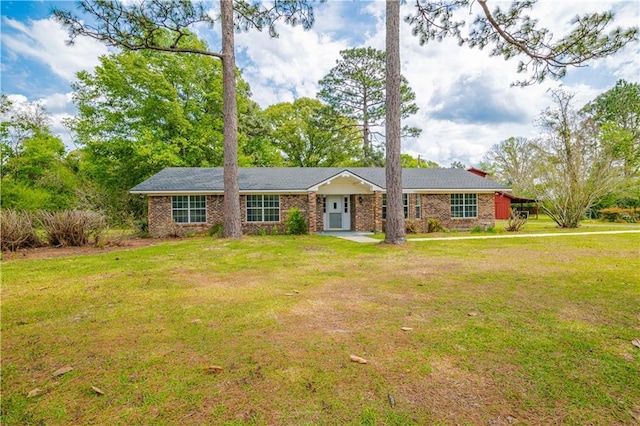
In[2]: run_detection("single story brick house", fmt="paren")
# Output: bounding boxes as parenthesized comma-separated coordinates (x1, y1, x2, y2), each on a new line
(130, 167, 510, 236)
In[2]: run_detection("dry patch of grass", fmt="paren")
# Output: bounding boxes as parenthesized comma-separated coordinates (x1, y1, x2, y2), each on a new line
(2, 234, 639, 425)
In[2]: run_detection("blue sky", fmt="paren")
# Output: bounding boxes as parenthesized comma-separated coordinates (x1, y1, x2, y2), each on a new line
(1, 0, 639, 166)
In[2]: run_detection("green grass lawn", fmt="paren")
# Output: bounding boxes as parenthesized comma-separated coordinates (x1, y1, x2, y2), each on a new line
(365, 215, 640, 240)
(2, 234, 639, 425)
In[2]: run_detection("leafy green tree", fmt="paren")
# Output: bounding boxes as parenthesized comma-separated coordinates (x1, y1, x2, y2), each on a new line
(1, 94, 51, 163)
(483, 136, 537, 196)
(400, 153, 440, 168)
(1, 130, 79, 211)
(318, 47, 421, 166)
(582, 80, 640, 178)
(54, 0, 317, 238)
(530, 89, 620, 228)
(382, 0, 638, 244)
(67, 37, 273, 221)
(264, 98, 360, 167)
(1, 96, 79, 211)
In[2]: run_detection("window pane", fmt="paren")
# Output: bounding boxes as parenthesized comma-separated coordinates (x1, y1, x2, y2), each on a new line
(247, 208, 261, 222)
(263, 208, 279, 222)
(465, 205, 477, 217)
(172, 196, 188, 209)
(191, 196, 206, 209)
(403, 193, 408, 219)
(382, 194, 387, 220)
(263, 195, 279, 207)
(190, 209, 206, 223)
(247, 195, 261, 208)
(173, 210, 189, 223)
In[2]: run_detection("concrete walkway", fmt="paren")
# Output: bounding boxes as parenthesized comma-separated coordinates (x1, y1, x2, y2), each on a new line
(328, 229, 640, 243)
(319, 232, 379, 243)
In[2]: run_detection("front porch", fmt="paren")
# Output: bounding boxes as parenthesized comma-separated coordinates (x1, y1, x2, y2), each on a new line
(309, 170, 384, 234)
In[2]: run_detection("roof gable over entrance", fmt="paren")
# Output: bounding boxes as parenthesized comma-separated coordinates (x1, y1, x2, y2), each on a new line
(308, 170, 383, 194)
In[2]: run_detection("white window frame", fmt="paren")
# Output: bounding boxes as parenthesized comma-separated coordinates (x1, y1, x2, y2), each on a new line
(246, 195, 280, 222)
(451, 193, 478, 218)
(172, 195, 207, 223)
(415, 194, 421, 219)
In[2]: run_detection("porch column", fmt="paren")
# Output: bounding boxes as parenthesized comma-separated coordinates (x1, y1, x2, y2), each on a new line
(374, 191, 383, 233)
(307, 191, 317, 234)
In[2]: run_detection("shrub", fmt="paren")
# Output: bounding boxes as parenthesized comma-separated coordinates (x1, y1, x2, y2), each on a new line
(285, 208, 308, 235)
(405, 220, 420, 234)
(154, 221, 184, 238)
(426, 218, 445, 233)
(0, 210, 42, 251)
(95, 228, 131, 248)
(37, 210, 106, 247)
(207, 222, 223, 238)
(505, 209, 527, 232)
(133, 218, 149, 235)
(599, 207, 640, 223)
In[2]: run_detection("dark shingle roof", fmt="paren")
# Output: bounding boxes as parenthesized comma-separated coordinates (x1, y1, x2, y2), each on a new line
(130, 167, 510, 193)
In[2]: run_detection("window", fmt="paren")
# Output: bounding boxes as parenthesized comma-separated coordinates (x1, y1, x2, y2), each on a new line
(416, 194, 421, 219)
(246, 195, 280, 222)
(451, 194, 477, 218)
(172, 195, 206, 223)
(382, 193, 408, 219)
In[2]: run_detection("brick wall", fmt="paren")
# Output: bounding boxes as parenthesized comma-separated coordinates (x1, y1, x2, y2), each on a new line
(315, 195, 324, 232)
(147, 192, 495, 236)
(148, 195, 224, 236)
(240, 194, 308, 235)
(148, 196, 171, 236)
(352, 194, 376, 232)
(422, 193, 494, 231)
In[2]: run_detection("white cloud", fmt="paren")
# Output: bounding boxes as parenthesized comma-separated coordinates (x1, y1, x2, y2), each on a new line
(1, 17, 109, 82)
(235, 18, 349, 107)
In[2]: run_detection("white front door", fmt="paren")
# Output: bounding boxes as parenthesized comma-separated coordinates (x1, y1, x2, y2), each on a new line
(325, 195, 351, 231)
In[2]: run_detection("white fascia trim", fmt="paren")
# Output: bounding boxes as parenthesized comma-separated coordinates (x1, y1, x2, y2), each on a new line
(130, 190, 223, 195)
(386, 189, 508, 194)
(307, 170, 383, 192)
(241, 190, 308, 194)
(130, 190, 309, 195)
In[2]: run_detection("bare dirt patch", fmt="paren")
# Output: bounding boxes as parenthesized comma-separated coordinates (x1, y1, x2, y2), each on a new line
(1, 237, 163, 261)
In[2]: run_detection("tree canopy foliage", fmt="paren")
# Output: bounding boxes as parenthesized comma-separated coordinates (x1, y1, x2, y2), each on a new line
(263, 98, 360, 167)
(582, 80, 640, 177)
(67, 36, 269, 219)
(483, 136, 537, 197)
(532, 89, 620, 227)
(318, 47, 421, 166)
(405, 0, 638, 86)
(1, 96, 79, 211)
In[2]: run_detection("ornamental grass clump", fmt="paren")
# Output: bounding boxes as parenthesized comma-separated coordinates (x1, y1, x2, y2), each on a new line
(0, 210, 42, 251)
(37, 210, 106, 247)
(505, 209, 528, 232)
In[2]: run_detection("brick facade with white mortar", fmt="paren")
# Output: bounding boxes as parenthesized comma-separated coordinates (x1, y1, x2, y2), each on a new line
(147, 192, 495, 236)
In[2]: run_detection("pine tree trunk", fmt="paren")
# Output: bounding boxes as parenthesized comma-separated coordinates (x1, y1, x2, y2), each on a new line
(384, 0, 405, 245)
(220, 0, 242, 238)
